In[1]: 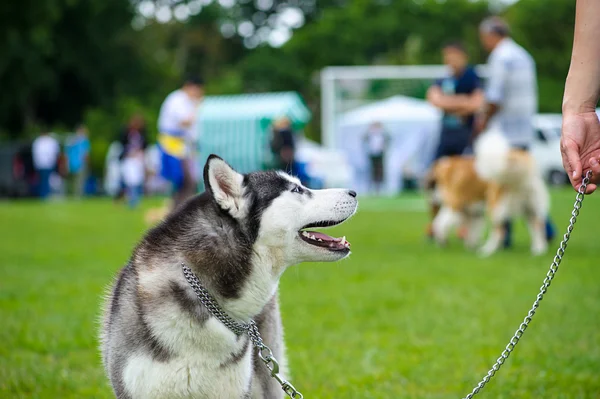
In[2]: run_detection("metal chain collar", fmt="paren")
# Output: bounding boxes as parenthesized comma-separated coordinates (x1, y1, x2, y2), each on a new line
(181, 264, 303, 399)
(462, 170, 593, 399)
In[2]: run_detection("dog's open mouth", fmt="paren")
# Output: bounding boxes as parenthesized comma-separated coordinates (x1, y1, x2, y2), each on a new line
(298, 220, 350, 251)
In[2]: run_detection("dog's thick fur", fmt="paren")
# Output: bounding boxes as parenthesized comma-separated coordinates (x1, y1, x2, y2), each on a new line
(100, 155, 358, 398)
(430, 130, 550, 256)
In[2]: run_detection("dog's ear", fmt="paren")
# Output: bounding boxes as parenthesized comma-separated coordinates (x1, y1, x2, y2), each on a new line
(204, 154, 245, 217)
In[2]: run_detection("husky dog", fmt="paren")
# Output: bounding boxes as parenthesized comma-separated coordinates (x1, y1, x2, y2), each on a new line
(100, 155, 358, 399)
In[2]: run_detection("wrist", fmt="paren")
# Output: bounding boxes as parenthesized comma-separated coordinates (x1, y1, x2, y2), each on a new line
(563, 76, 600, 115)
(562, 98, 598, 116)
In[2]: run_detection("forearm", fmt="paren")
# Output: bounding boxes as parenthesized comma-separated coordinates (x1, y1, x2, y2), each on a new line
(432, 95, 468, 113)
(434, 95, 462, 112)
(563, 0, 600, 114)
(451, 93, 484, 116)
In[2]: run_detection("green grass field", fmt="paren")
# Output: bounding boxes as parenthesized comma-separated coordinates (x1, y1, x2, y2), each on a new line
(1, 190, 600, 398)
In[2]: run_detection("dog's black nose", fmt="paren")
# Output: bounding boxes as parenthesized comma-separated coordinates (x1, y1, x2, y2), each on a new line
(348, 190, 357, 198)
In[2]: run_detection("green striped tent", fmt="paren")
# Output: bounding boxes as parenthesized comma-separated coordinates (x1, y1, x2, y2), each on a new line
(196, 91, 311, 178)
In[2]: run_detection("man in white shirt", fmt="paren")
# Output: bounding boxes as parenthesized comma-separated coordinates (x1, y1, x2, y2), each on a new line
(157, 75, 203, 208)
(32, 131, 60, 199)
(475, 16, 555, 248)
(476, 17, 537, 148)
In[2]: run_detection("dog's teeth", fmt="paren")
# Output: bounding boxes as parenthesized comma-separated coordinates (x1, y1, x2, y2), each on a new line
(310, 234, 316, 240)
(302, 231, 309, 237)
(317, 238, 323, 242)
(341, 236, 346, 243)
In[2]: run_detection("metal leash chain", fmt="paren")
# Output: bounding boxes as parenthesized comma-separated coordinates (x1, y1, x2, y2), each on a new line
(182, 170, 592, 399)
(182, 264, 303, 399)
(247, 321, 303, 398)
(462, 170, 593, 399)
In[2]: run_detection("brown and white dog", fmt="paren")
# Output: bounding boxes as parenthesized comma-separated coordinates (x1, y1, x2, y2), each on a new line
(429, 130, 550, 257)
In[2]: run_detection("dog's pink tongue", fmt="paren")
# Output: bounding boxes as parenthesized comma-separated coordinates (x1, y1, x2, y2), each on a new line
(305, 232, 350, 249)
(311, 232, 336, 242)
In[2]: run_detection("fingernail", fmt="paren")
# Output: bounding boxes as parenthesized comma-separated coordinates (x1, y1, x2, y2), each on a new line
(572, 171, 577, 178)
(591, 158, 598, 166)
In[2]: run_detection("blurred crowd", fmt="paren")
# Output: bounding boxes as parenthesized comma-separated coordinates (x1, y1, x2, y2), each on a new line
(28, 124, 91, 200)
(19, 74, 300, 214)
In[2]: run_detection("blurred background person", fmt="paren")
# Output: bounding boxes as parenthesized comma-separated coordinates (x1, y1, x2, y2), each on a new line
(270, 116, 296, 174)
(65, 124, 90, 198)
(425, 41, 483, 239)
(157, 75, 203, 209)
(121, 148, 145, 209)
(475, 16, 555, 249)
(363, 121, 390, 195)
(115, 114, 148, 202)
(32, 131, 61, 199)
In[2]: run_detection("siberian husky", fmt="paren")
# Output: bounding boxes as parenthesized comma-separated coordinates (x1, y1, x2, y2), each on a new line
(100, 155, 358, 398)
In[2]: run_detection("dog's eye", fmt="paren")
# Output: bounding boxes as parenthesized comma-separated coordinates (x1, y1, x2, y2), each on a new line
(291, 186, 303, 194)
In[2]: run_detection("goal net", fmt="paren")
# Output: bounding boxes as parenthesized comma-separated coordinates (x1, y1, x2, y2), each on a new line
(320, 64, 487, 194)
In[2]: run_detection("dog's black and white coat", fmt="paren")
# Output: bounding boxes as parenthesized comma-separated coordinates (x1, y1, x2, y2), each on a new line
(100, 155, 358, 398)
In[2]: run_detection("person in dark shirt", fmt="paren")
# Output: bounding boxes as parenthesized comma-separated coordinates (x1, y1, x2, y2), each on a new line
(426, 41, 484, 239)
(270, 116, 296, 174)
(119, 114, 148, 160)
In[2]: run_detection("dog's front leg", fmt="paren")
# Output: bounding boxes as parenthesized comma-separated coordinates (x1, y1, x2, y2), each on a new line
(478, 224, 505, 257)
(527, 216, 548, 256)
(432, 206, 461, 246)
(479, 195, 510, 257)
(464, 214, 486, 251)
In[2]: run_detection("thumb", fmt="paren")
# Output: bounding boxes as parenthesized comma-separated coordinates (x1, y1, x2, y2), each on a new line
(561, 139, 582, 190)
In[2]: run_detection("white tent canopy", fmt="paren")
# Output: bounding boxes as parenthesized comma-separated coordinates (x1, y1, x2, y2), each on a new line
(335, 95, 442, 195)
(338, 95, 441, 126)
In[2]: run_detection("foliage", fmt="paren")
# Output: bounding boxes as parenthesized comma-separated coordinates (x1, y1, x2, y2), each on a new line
(0, 0, 158, 135)
(0, 0, 578, 147)
(1, 191, 600, 397)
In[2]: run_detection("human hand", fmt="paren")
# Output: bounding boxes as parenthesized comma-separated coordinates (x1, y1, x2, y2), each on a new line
(560, 111, 600, 193)
(428, 90, 442, 104)
(181, 115, 195, 128)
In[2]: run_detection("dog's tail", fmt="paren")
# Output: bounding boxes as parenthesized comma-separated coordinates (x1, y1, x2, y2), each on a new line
(474, 128, 511, 182)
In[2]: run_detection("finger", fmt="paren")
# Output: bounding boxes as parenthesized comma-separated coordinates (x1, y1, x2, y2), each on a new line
(589, 156, 600, 178)
(585, 157, 600, 194)
(561, 141, 582, 190)
(586, 184, 597, 194)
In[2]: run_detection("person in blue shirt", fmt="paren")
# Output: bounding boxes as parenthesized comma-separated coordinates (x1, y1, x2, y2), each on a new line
(426, 41, 484, 239)
(65, 124, 90, 198)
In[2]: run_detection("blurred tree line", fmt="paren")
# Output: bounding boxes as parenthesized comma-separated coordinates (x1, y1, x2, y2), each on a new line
(0, 0, 575, 175)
